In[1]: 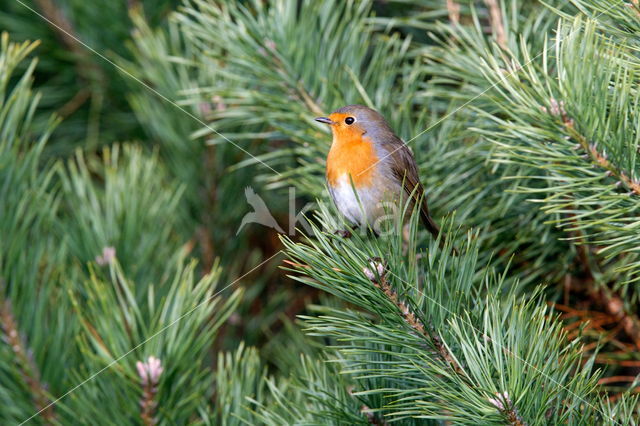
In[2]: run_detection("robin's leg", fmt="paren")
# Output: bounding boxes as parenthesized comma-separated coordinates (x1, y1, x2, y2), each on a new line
(334, 228, 353, 238)
(334, 222, 359, 238)
(334, 226, 378, 238)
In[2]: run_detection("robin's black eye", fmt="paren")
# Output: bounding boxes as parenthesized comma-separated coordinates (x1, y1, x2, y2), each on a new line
(345, 117, 355, 125)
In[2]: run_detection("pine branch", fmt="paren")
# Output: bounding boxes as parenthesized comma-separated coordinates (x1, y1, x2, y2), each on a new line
(0, 293, 55, 423)
(453, 17, 640, 286)
(543, 97, 640, 196)
(67, 260, 243, 424)
(362, 258, 466, 377)
(563, 119, 640, 196)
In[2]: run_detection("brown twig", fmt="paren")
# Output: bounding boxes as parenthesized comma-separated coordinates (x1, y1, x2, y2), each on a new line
(81, 318, 113, 359)
(296, 80, 324, 116)
(598, 375, 639, 385)
(196, 225, 215, 273)
(140, 384, 157, 426)
(195, 142, 218, 274)
(505, 410, 527, 426)
(591, 288, 640, 351)
(594, 357, 640, 367)
(35, 0, 106, 121)
(581, 323, 624, 352)
(556, 108, 640, 195)
(483, 0, 507, 49)
(446, 0, 460, 25)
(363, 259, 465, 376)
(34, 0, 101, 81)
(35, 0, 84, 56)
(564, 201, 640, 350)
(57, 87, 91, 118)
(0, 296, 55, 422)
(561, 234, 640, 350)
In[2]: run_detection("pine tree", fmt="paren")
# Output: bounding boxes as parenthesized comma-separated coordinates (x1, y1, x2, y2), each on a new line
(1, 0, 640, 424)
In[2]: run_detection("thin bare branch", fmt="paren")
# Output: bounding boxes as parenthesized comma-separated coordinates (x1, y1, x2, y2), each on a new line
(484, 0, 507, 49)
(556, 103, 640, 196)
(446, 0, 460, 25)
(363, 259, 465, 376)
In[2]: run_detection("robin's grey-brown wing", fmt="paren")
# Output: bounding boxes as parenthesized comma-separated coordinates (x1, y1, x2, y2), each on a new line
(383, 137, 441, 239)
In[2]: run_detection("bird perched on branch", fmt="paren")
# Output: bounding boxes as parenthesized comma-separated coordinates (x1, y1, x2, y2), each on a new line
(316, 104, 444, 243)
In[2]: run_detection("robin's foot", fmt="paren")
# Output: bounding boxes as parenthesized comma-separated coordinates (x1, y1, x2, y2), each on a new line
(368, 228, 380, 238)
(334, 229, 352, 238)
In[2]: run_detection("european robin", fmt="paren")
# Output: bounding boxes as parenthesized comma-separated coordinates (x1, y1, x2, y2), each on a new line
(315, 104, 443, 241)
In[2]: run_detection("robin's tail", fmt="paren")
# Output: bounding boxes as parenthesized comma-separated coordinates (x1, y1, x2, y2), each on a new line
(419, 198, 458, 256)
(420, 207, 441, 240)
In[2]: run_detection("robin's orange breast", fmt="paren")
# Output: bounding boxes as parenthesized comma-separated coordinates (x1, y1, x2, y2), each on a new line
(326, 134, 378, 188)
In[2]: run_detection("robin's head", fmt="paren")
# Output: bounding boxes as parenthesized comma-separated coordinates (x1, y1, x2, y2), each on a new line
(315, 105, 393, 142)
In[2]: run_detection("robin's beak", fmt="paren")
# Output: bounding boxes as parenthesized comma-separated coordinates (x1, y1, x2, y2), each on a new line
(315, 117, 334, 125)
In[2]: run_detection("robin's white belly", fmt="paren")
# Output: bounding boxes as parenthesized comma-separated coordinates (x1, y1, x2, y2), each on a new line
(329, 174, 400, 228)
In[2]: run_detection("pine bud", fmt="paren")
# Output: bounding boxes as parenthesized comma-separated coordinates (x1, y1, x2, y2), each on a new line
(488, 392, 511, 411)
(363, 257, 386, 281)
(95, 246, 116, 266)
(137, 356, 163, 387)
